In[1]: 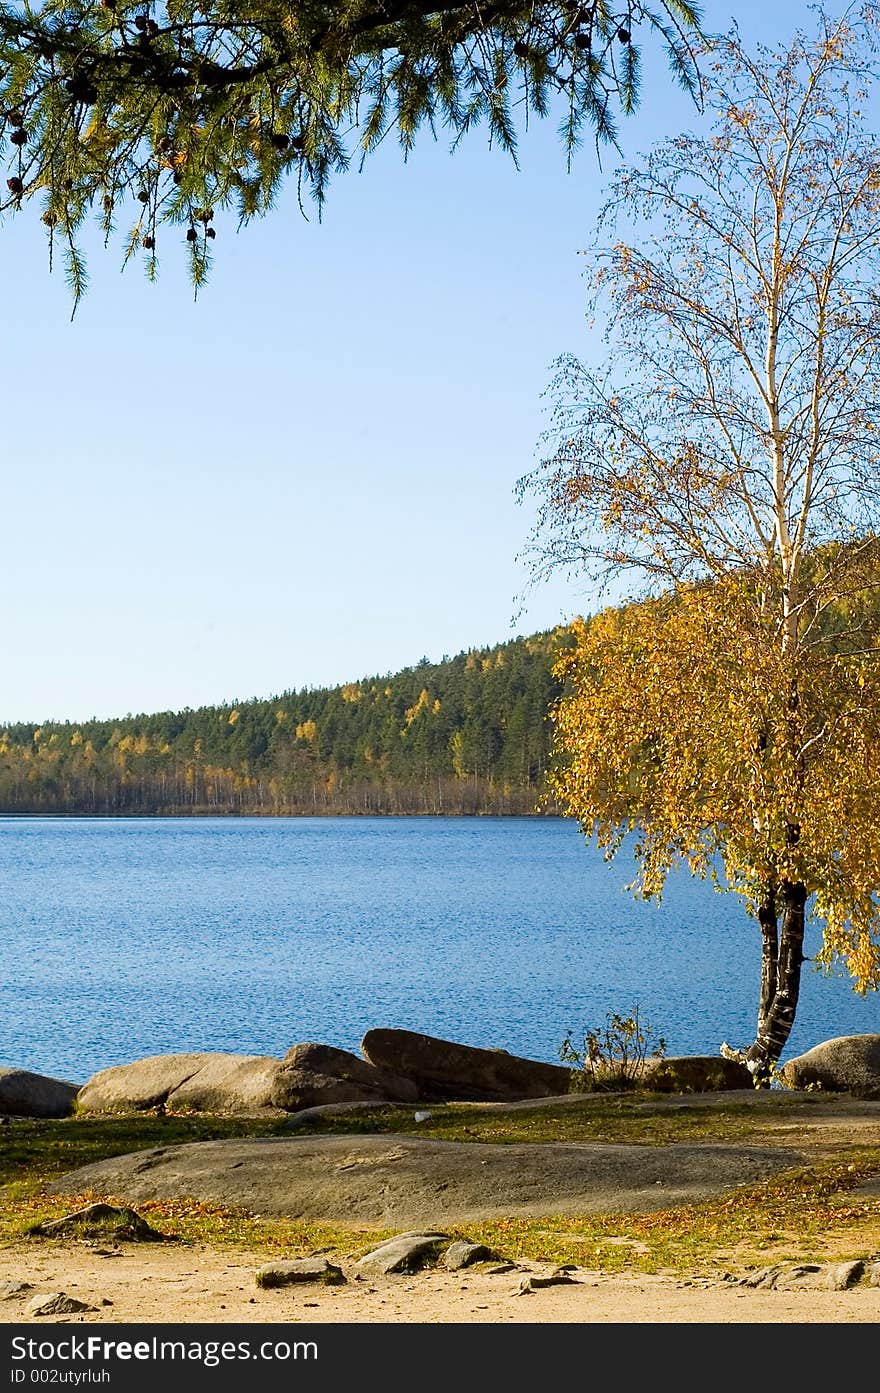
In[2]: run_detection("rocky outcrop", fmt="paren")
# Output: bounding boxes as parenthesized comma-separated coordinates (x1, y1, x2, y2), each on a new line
(639, 1055, 754, 1092)
(0, 1067, 80, 1118)
(270, 1043, 419, 1111)
(76, 1052, 283, 1115)
(77, 1044, 421, 1115)
(49, 1133, 804, 1226)
(360, 1028, 571, 1102)
(779, 1035, 880, 1096)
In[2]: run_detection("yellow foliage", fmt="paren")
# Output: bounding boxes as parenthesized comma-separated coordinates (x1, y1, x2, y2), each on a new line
(404, 689, 432, 725)
(295, 720, 318, 744)
(341, 684, 361, 704)
(227, 709, 240, 726)
(550, 580, 880, 994)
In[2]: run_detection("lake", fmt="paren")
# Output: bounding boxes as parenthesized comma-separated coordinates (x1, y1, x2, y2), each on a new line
(1, 815, 877, 1082)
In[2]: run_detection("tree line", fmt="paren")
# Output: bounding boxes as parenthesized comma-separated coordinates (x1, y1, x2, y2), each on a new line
(0, 630, 568, 816)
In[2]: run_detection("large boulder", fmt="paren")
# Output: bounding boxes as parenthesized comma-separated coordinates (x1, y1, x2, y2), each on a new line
(49, 1133, 805, 1226)
(77, 1044, 422, 1116)
(76, 1052, 283, 1115)
(270, 1043, 420, 1110)
(0, 1067, 80, 1118)
(779, 1035, 880, 1096)
(639, 1055, 754, 1093)
(360, 1028, 572, 1102)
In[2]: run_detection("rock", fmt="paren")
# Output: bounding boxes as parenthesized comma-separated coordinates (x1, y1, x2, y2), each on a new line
(25, 1292, 92, 1317)
(77, 1043, 421, 1116)
(825, 1260, 864, 1291)
(0, 1281, 33, 1300)
(740, 1264, 818, 1290)
(639, 1056, 754, 1093)
(49, 1134, 805, 1227)
(739, 1261, 865, 1291)
(0, 1067, 80, 1119)
(354, 1234, 447, 1274)
(76, 1052, 283, 1115)
(27, 1203, 171, 1243)
(171, 1056, 282, 1112)
(271, 1043, 419, 1111)
(255, 1257, 346, 1289)
(360, 1028, 571, 1102)
(443, 1241, 496, 1270)
(517, 1270, 579, 1294)
(779, 1035, 880, 1096)
(865, 1262, 880, 1288)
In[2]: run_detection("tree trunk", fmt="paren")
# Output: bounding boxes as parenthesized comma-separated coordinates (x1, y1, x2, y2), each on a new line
(746, 881, 806, 1082)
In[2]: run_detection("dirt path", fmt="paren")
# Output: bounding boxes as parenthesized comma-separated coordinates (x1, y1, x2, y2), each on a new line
(2, 1242, 880, 1324)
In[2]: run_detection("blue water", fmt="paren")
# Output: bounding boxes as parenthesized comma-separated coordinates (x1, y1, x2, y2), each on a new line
(1, 816, 877, 1082)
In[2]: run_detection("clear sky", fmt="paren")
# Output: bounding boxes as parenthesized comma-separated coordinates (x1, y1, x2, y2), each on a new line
(0, 1, 846, 723)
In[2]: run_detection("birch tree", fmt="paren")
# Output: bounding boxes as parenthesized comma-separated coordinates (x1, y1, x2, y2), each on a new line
(520, 5, 880, 1078)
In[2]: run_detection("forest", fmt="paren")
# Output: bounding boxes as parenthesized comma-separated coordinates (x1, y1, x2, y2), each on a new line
(0, 630, 569, 816)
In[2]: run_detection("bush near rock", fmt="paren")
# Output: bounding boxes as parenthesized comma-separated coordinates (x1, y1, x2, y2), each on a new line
(0, 1067, 80, 1118)
(360, 1028, 572, 1102)
(779, 1035, 880, 1096)
(270, 1043, 419, 1111)
(638, 1056, 754, 1093)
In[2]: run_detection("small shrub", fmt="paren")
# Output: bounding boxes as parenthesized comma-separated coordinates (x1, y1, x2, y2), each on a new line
(560, 1005, 667, 1092)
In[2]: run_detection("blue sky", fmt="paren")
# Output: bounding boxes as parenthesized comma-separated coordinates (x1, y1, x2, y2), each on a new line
(0, 1, 843, 722)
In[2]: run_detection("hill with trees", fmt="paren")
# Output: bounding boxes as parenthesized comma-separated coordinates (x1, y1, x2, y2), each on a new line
(0, 630, 569, 816)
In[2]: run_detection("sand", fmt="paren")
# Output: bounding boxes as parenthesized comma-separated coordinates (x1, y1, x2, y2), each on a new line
(2, 1240, 880, 1325)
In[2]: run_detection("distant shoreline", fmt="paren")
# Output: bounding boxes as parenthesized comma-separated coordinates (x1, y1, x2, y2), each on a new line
(0, 809, 563, 819)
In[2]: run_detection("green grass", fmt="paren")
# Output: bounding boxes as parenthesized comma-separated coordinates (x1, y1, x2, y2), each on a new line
(281, 1092, 850, 1147)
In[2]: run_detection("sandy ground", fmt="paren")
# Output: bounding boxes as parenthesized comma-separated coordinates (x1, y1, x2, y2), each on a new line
(2, 1241, 880, 1324)
(5, 1094, 880, 1326)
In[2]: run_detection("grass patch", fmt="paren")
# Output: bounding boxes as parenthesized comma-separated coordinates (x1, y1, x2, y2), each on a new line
(284, 1093, 846, 1147)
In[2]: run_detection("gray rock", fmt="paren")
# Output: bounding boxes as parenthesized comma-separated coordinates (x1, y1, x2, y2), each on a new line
(443, 1241, 496, 1270)
(25, 1292, 92, 1317)
(76, 1052, 283, 1115)
(865, 1261, 880, 1288)
(170, 1056, 283, 1112)
(780, 1035, 880, 1096)
(271, 1043, 419, 1111)
(255, 1257, 346, 1289)
(354, 1234, 447, 1274)
(825, 1260, 864, 1291)
(0, 1281, 33, 1300)
(517, 1270, 579, 1293)
(361, 1028, 571, 1102)
(27, 1202, 170, 1243)
(739, 1261, 865, 1291)
(49, 1134, 806, 1227)
(0, 1068, 80, 1119)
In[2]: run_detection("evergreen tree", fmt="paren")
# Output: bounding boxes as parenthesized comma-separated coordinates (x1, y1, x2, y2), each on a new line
(0, 1, 701, 300)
